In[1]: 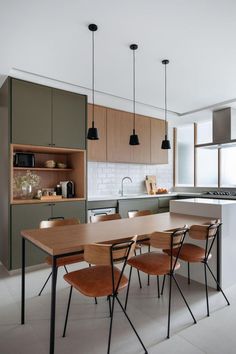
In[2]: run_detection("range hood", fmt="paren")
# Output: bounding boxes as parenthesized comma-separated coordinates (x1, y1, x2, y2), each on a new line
(196, 107, 236, 149)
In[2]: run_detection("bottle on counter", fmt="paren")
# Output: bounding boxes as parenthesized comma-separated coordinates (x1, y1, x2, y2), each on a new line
(55, 184, 62, 195)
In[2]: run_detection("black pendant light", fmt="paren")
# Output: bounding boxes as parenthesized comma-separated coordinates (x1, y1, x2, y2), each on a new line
(87, 23, 99, 140)
(129, 44, 140, 146)
(161, 59, 171, 149)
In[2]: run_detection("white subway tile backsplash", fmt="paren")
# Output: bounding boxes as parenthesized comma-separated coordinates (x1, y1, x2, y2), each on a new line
(88, 130, 173, 197)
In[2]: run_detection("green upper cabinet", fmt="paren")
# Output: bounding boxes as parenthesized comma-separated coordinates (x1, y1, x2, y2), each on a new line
(11, 79, 86, 149)
(52, 89, 86, 149)
(11, 79, 52, 146)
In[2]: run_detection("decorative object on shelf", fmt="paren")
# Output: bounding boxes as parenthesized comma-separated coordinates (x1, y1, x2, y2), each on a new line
(129, 44, 140, 146)
(161, 59, 171, 149)
(13, 170, 40, 199)
(44, 160, 56, 168)
(57, 162, 67, 169)
(87, 23, 99, 140)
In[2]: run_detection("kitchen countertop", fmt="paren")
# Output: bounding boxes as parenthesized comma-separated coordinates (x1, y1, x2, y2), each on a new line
(88, 192, 236, 202)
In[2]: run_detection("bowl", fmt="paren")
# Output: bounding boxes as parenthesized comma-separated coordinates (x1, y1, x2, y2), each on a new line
(45, 160, 56, 168)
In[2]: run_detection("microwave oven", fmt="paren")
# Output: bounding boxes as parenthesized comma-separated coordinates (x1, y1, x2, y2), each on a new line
(14, 152, 35, 168)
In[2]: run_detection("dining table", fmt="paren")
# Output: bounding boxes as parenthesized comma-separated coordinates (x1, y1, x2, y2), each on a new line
(20, 212, 211, 354)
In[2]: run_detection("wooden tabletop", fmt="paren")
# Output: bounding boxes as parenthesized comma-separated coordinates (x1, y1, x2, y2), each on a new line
(21, 212, 210, 256)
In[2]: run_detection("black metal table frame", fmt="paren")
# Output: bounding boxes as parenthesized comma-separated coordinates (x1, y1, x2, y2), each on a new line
(21, 237, 83, 354)
(20, 232, 221, 354)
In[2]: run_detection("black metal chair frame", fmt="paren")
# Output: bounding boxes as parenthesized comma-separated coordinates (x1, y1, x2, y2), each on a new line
(62, 240, 148, 354)
(125, 226, 197, 339)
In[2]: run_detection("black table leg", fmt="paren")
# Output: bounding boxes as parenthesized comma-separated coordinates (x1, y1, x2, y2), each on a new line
(21, 237, 25, 325)
(49, 257, 58, 354)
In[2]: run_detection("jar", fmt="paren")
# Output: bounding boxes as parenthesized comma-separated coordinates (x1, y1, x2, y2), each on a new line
(55, 184, 62, 195)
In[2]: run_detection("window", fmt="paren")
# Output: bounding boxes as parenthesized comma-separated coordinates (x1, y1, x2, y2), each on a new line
(221, 147, 236, 187)
(176, 124, 194, 186)
(197, 121, 212, 144)
(196, 148, 218, 187)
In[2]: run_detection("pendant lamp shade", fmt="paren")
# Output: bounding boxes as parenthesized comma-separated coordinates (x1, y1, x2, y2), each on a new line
(161, 59, 171, 150)
(129, 44, 140, 146)
(87, 23, 99, 140)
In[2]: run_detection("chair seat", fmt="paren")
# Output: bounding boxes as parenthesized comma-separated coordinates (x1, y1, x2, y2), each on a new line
(45, 254, 84, 267)
(64, 265, 128, 297)
(128, 252, 180, 276)
(164, 243, 212, 263)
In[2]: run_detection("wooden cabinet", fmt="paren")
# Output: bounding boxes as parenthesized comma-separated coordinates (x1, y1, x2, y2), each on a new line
(52, 89, 86, 149)
(12, 79, 52, 146)
(133, 114, 151, 164)
(88, 105, 168, 165)
(150, 118, 168, 164)
(11, 201, 86, 269)
(87, 104, 107, 161)
(107, 108, 133, 163)
(11, 79, 86, 149)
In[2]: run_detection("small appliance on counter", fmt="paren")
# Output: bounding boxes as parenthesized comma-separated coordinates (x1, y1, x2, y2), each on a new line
(14, 152, 35, 168)
(60, 181, 75, 198)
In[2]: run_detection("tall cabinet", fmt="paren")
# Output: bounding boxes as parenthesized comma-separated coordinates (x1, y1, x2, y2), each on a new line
(0, 77, 87, 270)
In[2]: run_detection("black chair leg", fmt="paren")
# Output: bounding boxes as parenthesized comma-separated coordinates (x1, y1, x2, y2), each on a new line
(137, 270, 142, 289)
(108, 296, 112, 317)
(64, 265, 69, 274)
(125, 266, 133, 310)
(107, 295, 115, 354)
(116, 295, 148, 353)
(62, 286, 73, 337)
(205, 263, 230, 306)
(147, 275, 150, 286)
(134, 249, 142, 289)
(172, 275, 196, 324)
(167, 274, 172, 339)
(157, 276, 160, 298)
(38, 271, 52, 296)
(188, 262, 190, 285)
(204, 263, 210, 316)
(95, 297, 98, 304)
(161, 275, 166, 295)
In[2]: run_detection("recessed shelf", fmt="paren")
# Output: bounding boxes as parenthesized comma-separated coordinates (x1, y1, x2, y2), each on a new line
(11, 197, 86, 205)
(13, 167, 72, 171)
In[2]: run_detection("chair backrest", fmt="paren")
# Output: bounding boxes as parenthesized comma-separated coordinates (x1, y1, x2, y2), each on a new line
(189, 220, 221, 240)
(128, 210, 152, 218)
(150, 225, 189, 250)
(90, 213, 121, 223)
(84, 235, 137, 266)
(39, 218, 80, 229)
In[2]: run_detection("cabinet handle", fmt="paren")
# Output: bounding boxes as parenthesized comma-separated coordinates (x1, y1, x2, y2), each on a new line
(47, 203, 55, 206)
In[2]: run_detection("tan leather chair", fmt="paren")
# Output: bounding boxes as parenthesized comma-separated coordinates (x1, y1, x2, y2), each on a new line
(38, 218, 84, 296)
(62, 236, 147, 354)
(90, 212, 142, 289)
(164, 220, 230, 316)
(125, 225, 196, 339)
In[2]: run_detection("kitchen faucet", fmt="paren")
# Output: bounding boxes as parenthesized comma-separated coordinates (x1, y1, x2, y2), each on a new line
(121, 176, 132, 197)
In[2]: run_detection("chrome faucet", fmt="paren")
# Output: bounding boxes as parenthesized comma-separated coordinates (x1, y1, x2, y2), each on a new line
(121, 176, 132, 197)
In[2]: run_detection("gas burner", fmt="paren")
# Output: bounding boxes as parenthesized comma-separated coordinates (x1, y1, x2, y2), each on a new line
(204, 191, 231, 196)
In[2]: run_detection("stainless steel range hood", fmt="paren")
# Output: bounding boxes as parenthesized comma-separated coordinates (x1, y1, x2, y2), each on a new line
(196, 107, 236, 149)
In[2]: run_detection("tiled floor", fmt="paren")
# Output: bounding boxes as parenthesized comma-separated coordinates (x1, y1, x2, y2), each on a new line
(0, 261, 235, 354)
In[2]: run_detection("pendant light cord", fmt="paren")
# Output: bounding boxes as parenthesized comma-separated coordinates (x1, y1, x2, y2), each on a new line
(92, 30, 95, 127)
(133, 48, 136, 132)
(164, 62, 167, 136)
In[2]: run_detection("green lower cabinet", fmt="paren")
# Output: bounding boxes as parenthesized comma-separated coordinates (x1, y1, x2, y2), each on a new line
(11, 203, 51, 270)
(52, 201, 86, 223)
(11, 201, 86, 270)
(118, 198, 159, 218)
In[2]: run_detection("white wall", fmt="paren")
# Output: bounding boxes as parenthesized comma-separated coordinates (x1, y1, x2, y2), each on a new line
(88, 130, 173, 197)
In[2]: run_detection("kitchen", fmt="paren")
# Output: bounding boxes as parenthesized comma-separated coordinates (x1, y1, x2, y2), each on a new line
(1, 1, 236, 354)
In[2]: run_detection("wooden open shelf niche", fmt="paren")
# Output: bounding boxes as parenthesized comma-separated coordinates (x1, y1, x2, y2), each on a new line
(11, 144, 86, 204)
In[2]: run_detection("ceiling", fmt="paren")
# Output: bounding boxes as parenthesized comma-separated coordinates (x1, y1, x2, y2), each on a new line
(1, 0, 236, 114)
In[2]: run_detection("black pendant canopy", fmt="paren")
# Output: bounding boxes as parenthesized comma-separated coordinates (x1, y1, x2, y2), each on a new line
(129, 44, 140, 146)
(161, 59, 171, 150)
(87, 23, 99, 140)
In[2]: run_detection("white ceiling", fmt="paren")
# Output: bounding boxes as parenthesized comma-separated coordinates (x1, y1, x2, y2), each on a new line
(1, 0, 236, 115)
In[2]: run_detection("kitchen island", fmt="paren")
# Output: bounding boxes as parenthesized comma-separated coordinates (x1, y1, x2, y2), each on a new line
(170, 198, 236, 289)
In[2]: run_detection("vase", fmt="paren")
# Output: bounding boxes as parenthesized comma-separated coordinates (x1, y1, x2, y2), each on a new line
(21, 184, 33, 199)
